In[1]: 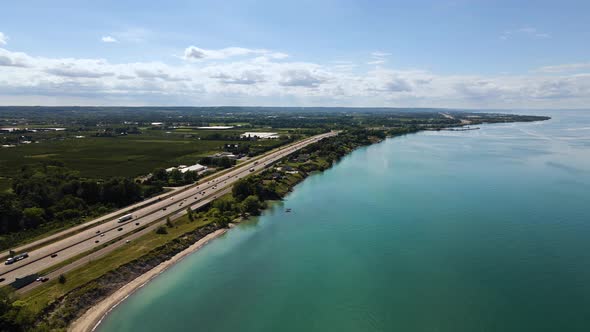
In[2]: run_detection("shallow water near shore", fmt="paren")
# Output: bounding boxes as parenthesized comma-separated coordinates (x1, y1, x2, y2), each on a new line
(98, 110, 590, 332)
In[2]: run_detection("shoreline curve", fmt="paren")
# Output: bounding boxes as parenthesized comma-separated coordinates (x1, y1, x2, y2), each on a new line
(69, 228, 228, 332)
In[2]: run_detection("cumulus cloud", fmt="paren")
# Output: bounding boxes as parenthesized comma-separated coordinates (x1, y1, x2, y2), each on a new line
(211, 70, 266, 85)
(45, 61, 115, 78)
(0, 46, 589, 107)
(183, 46, 287, 61)
(135, 68, 189, 81)
(0, 48, 30, 67)
(101, 36, 118, 43)
(0, 32, 7, 45)
(279, 69, 327, 87)
(384, 78, 412, 92)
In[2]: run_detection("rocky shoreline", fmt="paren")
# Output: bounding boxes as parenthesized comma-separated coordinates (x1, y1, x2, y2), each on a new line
(69, 229, 228, 332)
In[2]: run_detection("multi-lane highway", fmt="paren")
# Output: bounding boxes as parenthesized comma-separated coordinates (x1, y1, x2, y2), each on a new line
(0, 131, 337, 286)
(15, 187, 233, 294)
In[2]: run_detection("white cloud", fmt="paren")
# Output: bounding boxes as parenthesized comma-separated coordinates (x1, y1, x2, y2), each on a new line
(279, 69, 327, 87)
(1, 46, 590, 108)
(0, 32, 7, 45)
(536, 62, 590, 73)
(0, 48, 30, 67)
(101, 36, 118, 43)
(183, 46, 287, 61)
(501, 26, 551, 40)
(210, 70, 266, 85)
(368, 51, 391, 66)
(371, 51, 391, 58)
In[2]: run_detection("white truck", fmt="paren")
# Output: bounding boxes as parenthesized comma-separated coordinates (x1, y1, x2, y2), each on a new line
(5, 252, 29, 265)
(118, 214, 133, 223)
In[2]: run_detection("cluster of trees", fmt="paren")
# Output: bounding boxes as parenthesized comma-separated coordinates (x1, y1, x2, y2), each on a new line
(0, 288, 35, 332)
(223, 143, 251, 155)
(181, 177, 273, 229)
(213, 194, 263, 217)
(232, 176, 281, 202)
(198, 156, 235, 169)
(146, 168, 200, 187)
(204, 194, 263, 229)
(289, 129, 373, 167)
(0, 162, 162, 241)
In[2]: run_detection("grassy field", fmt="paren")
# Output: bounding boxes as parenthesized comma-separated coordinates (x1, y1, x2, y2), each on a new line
(0, 132, 286, 179)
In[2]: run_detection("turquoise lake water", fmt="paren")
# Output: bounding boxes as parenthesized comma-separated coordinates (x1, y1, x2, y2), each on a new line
(98, 110, 590, 332)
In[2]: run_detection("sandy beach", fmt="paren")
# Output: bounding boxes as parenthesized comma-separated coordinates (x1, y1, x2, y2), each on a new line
(69, 228, 228, 332)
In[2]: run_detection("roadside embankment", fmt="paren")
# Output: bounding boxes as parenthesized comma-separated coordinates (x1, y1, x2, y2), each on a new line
(69, 228, 227, 332)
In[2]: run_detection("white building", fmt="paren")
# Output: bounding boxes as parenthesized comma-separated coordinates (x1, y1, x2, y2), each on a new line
(166, 163, 208, 174)
(179, 164, 207, 173)
(240, 132, 279, 139)
(211, 152, 238, 159)
(197, 126, 234, 130)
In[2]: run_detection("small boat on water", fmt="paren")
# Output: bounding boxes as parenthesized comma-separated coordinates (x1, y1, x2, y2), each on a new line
(285, 208, 292, 212)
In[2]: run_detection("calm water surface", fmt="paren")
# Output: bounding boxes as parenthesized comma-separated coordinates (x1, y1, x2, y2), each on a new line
(99, 110, 590, 332)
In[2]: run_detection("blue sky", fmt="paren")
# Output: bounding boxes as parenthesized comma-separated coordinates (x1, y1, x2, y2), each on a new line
(1, 0, 589, 108)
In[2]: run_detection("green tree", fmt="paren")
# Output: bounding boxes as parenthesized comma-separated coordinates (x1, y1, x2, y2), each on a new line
(187, 207, 194, 221)
(169, 169, 183, 185)
(155, 226, 168, 234)
(206, 207, 221, 219)
(213, 196, 236, 213)
(232, 179, 254, 201)
(240, 195, 261, 216)
(219, 156, 232, 169)
(216, 215, 231, 228)
(0, 288, 35, 331)
(0, 192, 22, 234)
(152, 168, 167, 182)
(58, 274, 66, 284)
(21, 207, 45, 229)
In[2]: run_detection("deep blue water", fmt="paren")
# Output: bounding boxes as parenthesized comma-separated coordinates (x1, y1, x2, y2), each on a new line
(99, 110, 590, 332)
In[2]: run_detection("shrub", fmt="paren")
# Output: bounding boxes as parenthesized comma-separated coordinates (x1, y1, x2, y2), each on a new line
(155, 226, 168, 234)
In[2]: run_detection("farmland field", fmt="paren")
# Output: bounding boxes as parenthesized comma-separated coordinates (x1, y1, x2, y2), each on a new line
(0, 133, 286, 179)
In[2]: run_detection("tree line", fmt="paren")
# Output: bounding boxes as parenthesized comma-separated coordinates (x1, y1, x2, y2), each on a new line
(0, 162, 162, 248)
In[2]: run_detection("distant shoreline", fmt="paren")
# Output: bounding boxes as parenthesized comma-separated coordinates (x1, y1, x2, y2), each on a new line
(69, 229, 227, 332)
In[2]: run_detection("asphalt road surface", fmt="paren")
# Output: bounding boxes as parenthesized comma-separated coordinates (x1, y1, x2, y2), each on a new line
(16, 187, 233, 294)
